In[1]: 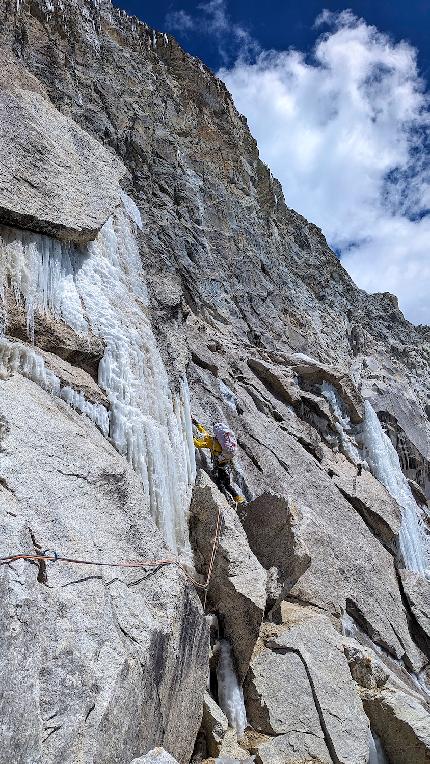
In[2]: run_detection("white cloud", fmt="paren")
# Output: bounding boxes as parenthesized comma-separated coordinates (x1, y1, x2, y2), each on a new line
(220, 10, 430, 324)
(165, 0, 259, 64)
(165, 9, 195, 33)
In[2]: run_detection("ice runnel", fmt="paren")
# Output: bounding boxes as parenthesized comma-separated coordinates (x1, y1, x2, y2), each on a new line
(363, 401, 430, 576)
(0, 197, 195, 556)
(321, 381, 361, 464)
(216, 639, 247, 738)
(368, 730, 388, 764)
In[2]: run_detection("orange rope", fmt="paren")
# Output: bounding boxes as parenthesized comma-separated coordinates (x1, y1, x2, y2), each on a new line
(203, 502, 224, 610)
(0, 508, 224, 595)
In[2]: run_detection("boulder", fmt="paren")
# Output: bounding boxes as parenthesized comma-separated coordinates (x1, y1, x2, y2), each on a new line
(189, 470, 267, 680)
(345, 639, 430, 764)
(217, 728, 251, 761)
(0, 373, 208, 764)
(130, 749, 180, 764)
(0, 74, 125, 242)
(246, 605, 370, 764)
(252, 732, 332, 764)
(238, 493, 311, 599)
(202, 693, 229, 757)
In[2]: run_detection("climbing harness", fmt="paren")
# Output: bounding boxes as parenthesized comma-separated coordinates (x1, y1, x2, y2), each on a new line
(0, 505, 224, 601)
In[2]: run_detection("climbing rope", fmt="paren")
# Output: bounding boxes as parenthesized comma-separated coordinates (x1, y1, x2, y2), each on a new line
(0, 505, 224, 596)
(203, 501, 224, 610)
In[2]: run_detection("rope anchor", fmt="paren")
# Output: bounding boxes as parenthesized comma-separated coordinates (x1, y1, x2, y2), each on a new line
(0, 507, 224, 598)
(42, 550, 61, 562)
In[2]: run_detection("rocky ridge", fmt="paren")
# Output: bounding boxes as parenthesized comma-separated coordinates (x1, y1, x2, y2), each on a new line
(0, 1, 430, 763)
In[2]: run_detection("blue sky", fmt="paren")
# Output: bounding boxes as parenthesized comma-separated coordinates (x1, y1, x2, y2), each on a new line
(118, 0, 430, 77)
(116, 1, 430, 325)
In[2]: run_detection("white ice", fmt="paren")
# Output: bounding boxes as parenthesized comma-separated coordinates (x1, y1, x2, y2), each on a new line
(321, 381, 362, 464)
(0, 337, 109, 436)
(368, 730, 388, 764)
(362, 401, 430, 576)
(216, 639, 247, 739)
(219, 380, 239, 412)
(0, 195, 195, 557)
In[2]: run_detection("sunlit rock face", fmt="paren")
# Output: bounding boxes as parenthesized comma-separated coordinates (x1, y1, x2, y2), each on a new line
(1, 2, 430, 763)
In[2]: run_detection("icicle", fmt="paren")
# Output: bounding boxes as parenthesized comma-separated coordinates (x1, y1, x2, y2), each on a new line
(362, 401, 430, 576)
(216, 640, 247, 738)
(0, 337, 109, 435)
(120, 191, 143, 230)
(0, 195, 195, 556)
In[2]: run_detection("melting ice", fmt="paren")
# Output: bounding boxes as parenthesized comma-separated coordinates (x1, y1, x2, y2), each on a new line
(368, 730, 388, 764)
(216, 639, 247, 738)
(363, 401, 430, 576)
(0, 198, 196, 556)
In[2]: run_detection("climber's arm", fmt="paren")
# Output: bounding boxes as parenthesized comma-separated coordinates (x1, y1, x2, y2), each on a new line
(193, 432, 214, 450)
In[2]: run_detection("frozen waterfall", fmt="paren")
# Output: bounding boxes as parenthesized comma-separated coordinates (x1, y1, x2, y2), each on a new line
(216, 639, 247, 738)
(363, 401, 430, 576)
(0, 198, 196, 557)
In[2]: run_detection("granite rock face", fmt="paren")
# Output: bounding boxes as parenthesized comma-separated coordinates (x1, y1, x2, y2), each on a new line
(189, 471, 267, 680)
(244, 606, 370, 764)
(0, 74, 125, 242)
(0, 1, 430, 763)
(0, 375, 208, 764)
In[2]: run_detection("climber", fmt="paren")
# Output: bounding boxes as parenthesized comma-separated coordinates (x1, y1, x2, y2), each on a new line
(192, 417, 245, 505)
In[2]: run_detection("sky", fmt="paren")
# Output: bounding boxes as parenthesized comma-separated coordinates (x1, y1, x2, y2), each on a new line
(117, 0, 430, 325)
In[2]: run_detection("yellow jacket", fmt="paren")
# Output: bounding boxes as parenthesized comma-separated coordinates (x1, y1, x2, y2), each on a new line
(193, 423, 222, 456)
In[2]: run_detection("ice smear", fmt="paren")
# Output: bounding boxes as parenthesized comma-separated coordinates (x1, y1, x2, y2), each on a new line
(321, 381, 361, 464)
(216, 639, 247, 738)
(368, 730, 388, 764)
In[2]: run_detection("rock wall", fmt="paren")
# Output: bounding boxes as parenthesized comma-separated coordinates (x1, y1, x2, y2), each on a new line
(0, 1, 430, 763)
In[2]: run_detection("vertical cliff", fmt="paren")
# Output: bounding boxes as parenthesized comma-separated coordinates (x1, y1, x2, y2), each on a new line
(0, 1, 430, 763)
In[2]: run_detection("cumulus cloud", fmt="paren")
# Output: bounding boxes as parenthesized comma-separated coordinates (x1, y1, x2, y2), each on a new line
(165, 0, 259, 64)
(220, 10, 430, 324)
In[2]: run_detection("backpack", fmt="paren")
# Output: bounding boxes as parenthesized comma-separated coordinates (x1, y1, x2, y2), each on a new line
(213, 423, 238, 462)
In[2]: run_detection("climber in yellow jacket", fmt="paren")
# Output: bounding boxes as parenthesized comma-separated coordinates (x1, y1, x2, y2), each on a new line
(193, 422, 223, 458)
(192, 417, 245, 504)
